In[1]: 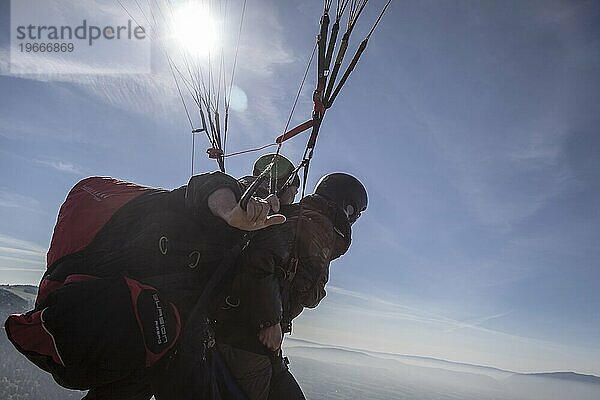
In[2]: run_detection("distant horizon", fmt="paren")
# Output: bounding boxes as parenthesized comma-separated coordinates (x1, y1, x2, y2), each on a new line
(283, 336, 600, 379)
(2, 282, 598, 380)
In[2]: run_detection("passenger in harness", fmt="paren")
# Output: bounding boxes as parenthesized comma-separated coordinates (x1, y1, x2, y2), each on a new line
(152, 173, 368, 400)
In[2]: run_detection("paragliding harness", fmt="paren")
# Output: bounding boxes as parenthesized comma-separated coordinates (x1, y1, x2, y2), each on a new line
(152, 239, 250, 400)
(4, 178, 182, 390)
(3, 176, 258, 399)
(153, 176, 319, 400)
(151, 176, 271, 399)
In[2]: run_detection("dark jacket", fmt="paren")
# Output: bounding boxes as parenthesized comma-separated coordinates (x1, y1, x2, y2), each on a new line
(214, 194, 352, 355)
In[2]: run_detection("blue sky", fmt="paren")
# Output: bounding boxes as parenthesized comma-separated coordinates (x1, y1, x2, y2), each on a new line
(1, 0, 599, 375)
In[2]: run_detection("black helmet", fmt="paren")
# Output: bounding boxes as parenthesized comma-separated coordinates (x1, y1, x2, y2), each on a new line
(314, 173, 367, 224)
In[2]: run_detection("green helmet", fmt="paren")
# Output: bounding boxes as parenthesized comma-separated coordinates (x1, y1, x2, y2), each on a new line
(253, 154, 294, 179)
(253, 154, 300, 189)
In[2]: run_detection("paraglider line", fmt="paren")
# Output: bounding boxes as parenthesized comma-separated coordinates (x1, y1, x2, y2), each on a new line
(282, 42, 317, 135)
(222, 142, 279, 158)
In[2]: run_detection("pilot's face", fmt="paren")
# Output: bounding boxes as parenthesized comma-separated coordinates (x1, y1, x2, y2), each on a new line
(279, 185, 299, 205)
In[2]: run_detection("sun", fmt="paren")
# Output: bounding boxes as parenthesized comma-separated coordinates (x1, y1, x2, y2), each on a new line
(170, 3, 218, 56)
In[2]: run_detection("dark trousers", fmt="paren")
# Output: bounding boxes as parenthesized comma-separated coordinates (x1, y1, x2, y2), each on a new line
(217, 343, 272, 400)
(217, 343, 306, 400)
(268, 356, 305, 400)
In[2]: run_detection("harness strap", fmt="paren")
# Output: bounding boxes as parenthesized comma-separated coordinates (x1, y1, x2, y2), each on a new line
(183, 237, 249, 342)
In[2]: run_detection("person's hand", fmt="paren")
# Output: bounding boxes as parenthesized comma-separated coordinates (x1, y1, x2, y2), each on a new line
(258, 323, 283, 352)
(224, 194, 286, 231)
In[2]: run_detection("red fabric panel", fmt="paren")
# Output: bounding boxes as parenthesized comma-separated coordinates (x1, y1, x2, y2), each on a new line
(6, 310, 65, 366)
(36, 279, 64, 307)
(37, 275, 99, 306)
(124, 277, 182, 367)
(63, 274, 99, 285)
(46, 177, 150, 267)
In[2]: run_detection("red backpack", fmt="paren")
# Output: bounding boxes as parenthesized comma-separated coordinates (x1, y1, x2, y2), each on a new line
(5, 177, 182, 390)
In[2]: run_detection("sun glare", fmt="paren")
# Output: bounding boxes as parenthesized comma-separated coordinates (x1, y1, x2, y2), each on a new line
(171, 3, 218, 56)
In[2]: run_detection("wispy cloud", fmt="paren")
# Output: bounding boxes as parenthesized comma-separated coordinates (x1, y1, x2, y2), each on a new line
(1, 1, 303, 148)
(217, 1, 303, 143)
(328, 285, 476, 328)
(0, 234, 46, 273)
(443, 312, 512, 333)
(0, 191, 43, 214)
(0, 49, 9, 74)
(432, 119, 571, 234)
(6, 53, 149, 76)
(453, 121, 571, 233)
(325, 285, 555, 348)
(35, 159, 83, 175)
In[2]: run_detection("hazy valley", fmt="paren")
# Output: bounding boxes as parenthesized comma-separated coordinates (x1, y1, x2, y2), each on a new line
(2, 285, 599, 400)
